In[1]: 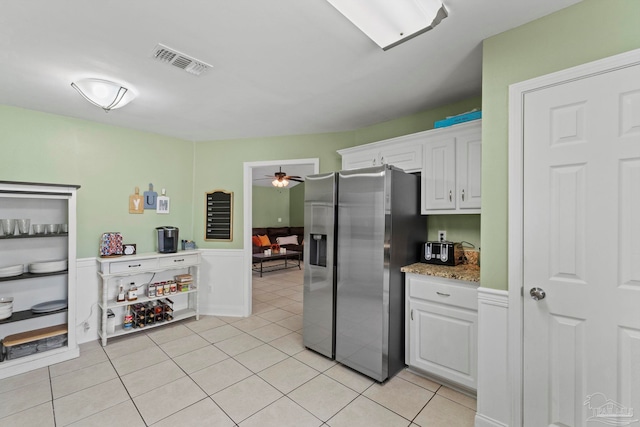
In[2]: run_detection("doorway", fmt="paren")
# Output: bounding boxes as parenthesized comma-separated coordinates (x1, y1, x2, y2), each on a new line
(242, 158, 319, 316)
(509, 48, 640, 426)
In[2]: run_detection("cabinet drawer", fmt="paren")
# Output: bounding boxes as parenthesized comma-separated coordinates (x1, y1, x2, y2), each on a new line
(158, 253, 199, 268)
(109, 258, 158, 274)
(408, 276, 477, 310)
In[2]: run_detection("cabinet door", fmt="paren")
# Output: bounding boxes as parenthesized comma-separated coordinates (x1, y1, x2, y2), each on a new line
(379, 142, 423, 173)
(422, 137, 456, 211)
(456, 133, 482, 210)
(342, 150, 379, 170)
(408, 299, 477, 390)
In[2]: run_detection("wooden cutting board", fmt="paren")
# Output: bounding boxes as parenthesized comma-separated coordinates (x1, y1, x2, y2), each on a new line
(129, 186, 144, 214)
(3, 324, 67, 347)
(144, 183, 157, 210)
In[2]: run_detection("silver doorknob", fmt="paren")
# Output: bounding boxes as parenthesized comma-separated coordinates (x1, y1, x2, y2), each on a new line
(529, 287, 546, 301)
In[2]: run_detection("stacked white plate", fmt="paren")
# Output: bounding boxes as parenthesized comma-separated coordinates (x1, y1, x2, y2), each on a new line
(0, 264, 24, 278)
(28, 259, 67, 274)
(31, 299, 67, 313)
(0, 297, 13, 320)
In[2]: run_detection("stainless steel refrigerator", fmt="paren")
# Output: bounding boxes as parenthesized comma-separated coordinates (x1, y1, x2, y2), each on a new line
(303, 165, 425, 382)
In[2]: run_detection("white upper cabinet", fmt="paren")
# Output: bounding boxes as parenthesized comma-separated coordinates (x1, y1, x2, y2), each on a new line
(422, 121, 482, 214)
(338, 132, 425, 173)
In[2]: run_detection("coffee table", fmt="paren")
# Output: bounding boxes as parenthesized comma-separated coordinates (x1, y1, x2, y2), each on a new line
(252, 250, 301, 277)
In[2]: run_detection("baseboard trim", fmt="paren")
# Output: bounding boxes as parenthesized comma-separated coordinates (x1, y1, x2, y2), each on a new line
(476, 287, 510, 427)
(475, 413, 509, 427)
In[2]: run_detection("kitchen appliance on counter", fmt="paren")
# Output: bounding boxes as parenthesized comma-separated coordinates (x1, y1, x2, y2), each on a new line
(156, 226, 179, 253)
(421, 241, 464, 266)
(303, 165, 426, 382)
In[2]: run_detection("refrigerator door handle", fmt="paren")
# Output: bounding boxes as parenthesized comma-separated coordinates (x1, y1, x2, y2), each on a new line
(410, 309, 413, 321)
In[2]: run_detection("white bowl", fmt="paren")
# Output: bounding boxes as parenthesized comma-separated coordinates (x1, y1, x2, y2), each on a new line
(28, 259, 67, 274)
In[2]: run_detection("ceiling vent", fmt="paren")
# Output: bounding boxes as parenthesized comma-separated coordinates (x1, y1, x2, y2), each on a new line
(151, 43, 212, 76)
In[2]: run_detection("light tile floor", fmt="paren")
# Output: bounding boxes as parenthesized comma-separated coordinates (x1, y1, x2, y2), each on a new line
(0, 263, 476, 426)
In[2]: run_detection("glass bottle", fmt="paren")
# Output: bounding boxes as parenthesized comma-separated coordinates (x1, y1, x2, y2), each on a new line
(116, 279, 125, 303)
(123, 305, 133, 330)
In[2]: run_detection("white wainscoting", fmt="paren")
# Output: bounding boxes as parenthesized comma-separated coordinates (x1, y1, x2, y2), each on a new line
(75, 249, 247, 344)
(76, 257, 100, 344)
(200, 249, 246, 317)
(475, 287, 510, 427)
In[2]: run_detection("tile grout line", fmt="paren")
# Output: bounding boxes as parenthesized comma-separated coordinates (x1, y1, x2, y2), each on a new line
(3, 266, 475, 426)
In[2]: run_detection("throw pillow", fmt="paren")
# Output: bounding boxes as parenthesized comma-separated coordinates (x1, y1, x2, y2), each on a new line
(252, 236, 261, 247)
(258, 234, 271, 246)
(276, 235, 298, 246)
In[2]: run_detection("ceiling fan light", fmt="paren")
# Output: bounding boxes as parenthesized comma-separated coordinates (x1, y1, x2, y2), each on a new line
(272, 179, 289, 188)
(71, 78, 136, 112)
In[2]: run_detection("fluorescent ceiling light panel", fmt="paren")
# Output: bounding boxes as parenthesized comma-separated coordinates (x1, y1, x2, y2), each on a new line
(326, 0, 447, 50)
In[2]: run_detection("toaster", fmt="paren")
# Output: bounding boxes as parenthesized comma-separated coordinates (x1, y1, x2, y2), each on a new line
(422, 241, 464, 266)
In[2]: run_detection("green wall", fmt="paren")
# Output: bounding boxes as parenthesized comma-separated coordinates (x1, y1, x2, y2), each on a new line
(427, 215, 480, 249)
(193, 96, 482, 249)
(0, 106, 195, 258)
(252, 186, 290, 227)
(192, 132, 351, 248)
(289, 183, 305, 227)
(481, 0, 640, 289)
(1, 82, 481, 258)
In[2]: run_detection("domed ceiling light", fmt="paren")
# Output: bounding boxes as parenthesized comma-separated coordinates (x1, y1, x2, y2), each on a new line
(71, 78, 136, 112)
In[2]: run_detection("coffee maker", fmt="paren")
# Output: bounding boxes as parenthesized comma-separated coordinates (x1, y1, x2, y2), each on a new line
(156, 226, 179, 253)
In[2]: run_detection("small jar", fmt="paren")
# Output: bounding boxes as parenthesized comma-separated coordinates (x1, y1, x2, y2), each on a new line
(169, 281, 177, 294)
(156, 282, 164, 296)
(147, 283, 156, 298)
(164, 283, 171, 295)
(127, 284, 138, 301)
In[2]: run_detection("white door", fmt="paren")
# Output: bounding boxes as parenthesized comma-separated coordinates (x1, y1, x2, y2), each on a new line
(456, 132, 482, 210)
(523, 63, 640, 425)
(342, 149, 379, 170)
(423, 136, 456, 210)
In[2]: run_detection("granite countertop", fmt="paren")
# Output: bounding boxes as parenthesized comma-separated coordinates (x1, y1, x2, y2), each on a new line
(401, 262, 480, 283)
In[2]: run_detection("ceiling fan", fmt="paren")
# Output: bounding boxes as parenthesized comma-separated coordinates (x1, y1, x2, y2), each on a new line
(260, 167, 304, 187)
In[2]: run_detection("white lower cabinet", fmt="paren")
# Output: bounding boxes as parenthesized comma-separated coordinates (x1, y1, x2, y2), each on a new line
(405, 273, 478, 391)
(97, 251, 200, 346)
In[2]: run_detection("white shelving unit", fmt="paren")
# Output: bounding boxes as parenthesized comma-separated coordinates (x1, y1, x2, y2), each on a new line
(0, 181, 80, 380)
(96, 251, 201, 346)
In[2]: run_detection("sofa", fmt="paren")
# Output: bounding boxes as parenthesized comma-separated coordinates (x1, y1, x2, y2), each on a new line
(252, 226, 304, 257)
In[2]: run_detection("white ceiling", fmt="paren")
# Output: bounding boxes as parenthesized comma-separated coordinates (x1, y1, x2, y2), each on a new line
(0, 1, 580, 142)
